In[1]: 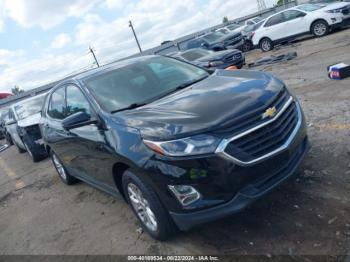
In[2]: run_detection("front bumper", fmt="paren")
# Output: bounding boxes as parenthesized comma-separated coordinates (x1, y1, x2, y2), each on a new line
(170, 136, 309, 231)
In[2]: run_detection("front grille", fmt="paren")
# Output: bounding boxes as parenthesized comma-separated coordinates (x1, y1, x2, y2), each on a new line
(223, 100, 299, 163)
(224, 53, 242, 62)
(214, 88, 289, 136)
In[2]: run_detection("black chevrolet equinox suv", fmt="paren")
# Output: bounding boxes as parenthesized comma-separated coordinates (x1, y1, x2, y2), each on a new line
(40, 55, 309, 240)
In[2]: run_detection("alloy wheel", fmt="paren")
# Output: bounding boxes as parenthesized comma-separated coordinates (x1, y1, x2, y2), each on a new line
(52, 154, 67, 180)
(127, 183, 158, 232)
(262, 40, 271, 51)
(314, 23, 327, 36)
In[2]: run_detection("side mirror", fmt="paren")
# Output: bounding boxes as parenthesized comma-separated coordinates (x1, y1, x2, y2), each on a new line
(62, 111, 98, 130)
(5, 119, 16, 125)
(200, 42, 209, 48)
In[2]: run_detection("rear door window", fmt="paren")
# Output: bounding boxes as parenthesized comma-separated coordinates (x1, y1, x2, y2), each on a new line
(265, 13, 285, 27)
(283, 10, 306, 21)
(48, 87, 66, 120)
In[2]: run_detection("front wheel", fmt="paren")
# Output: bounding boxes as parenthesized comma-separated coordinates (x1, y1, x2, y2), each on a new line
(260, 38, 274, 52)
(6, 133, 13, 146)
(311, 20, 329, 37)
(51, 152, 79, 185)
(23, 136, 45, 162)
(122, 170, 177, 240)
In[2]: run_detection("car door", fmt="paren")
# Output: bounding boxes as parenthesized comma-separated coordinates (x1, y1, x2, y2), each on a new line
(43, 86, 69, 159)
(282, 10, 308, 36)
(63, 84, 115, 188)
(263, 13, 287, 41)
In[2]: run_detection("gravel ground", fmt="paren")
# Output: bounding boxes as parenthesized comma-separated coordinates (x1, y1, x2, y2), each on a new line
(0, 28, 349, 258)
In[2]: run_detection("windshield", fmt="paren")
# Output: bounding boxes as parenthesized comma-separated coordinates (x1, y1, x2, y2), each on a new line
(202, 32, 225, 43)
(14, 95, 45, 120)
(181, 49, 212, 61)
(296, 4, 322, 12)
(84, 57, 209, 112)
(0, 110, 9, 121)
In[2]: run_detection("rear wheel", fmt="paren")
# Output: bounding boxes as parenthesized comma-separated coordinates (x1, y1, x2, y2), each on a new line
(311, 20, 329, 37)
(51, 152, 79, 185)
(122, 170, 177, 240)
(260, 38, 274, 52)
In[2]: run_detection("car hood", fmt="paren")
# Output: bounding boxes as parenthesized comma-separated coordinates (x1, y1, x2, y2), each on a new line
(17, 112, 41, 128)
(321, 2, 349, 10)
(114, 70, 285, 140)
(196, 50, 241, 62)
(219, 32, 242, 42)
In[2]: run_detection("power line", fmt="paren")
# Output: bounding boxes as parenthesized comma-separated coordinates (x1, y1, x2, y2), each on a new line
(257, 0, 267, 10)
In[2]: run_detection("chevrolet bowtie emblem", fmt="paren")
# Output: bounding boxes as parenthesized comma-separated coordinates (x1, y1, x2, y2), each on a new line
(262, 106, 277, 119)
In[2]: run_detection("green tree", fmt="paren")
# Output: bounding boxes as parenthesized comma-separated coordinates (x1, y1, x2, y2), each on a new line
(222, 16, 229, 23)
(11, 85, 24, 95)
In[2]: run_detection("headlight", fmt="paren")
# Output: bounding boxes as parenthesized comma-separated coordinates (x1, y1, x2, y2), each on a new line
(208, 61, 224, 67)
(326, 8, 342, 13)
(143, 134, 221, 157)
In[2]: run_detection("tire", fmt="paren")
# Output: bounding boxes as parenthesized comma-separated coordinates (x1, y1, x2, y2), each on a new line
(14, 140, 26, 154)
(311, 20, 329, 37)
(22, 136, 46, 162)
(260, 38, 274, 52)
(122, 170, 177, 240)
(51, 151, 79, 185)
(242, 40, 253, 52)
(6, 133, 13, 146)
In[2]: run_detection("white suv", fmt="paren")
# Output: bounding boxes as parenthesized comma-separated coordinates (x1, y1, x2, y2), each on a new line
(252, 3, 349, 52)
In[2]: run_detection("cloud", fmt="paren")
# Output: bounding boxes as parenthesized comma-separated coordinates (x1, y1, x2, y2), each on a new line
(0, 51, 94, 92)
(74, 0, 258, 63)
(0, 0, 261, 93)
(51, 33, 72, 49)
(104, 0, 127, 9)
(0, 49, 25, 67)
(2, 0, 102, 29)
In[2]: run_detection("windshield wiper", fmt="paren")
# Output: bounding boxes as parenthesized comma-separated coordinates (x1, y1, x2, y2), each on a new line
(172, 75, 209, 91)
(111, 103, 147, 114)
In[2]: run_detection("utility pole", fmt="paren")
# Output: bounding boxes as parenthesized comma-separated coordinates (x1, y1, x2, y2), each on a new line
(128, 20, 142, 53)
(89, 46, 100, 67)
(257, 0, 267, 10)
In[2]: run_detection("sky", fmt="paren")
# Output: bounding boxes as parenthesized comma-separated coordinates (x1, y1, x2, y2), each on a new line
(0, 0, 276, 93)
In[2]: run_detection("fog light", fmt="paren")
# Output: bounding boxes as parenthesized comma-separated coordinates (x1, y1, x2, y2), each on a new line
(168, 185, 201, 206)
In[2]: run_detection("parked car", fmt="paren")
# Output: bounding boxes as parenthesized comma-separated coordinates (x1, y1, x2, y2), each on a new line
(170, 48, 245, 69)
(0, 108, 13, 144)
(220, 23, 245, 34)
(0, 92, 13, 100)
(5, 94, 47, 162)
(40, 55, 309, 240)
(245, 17, 263, 26)
(240, 19, 266, 52)
(0, 108, 9, 139)
(186, 31, 244, 51)
(252, 4, 348, 52)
